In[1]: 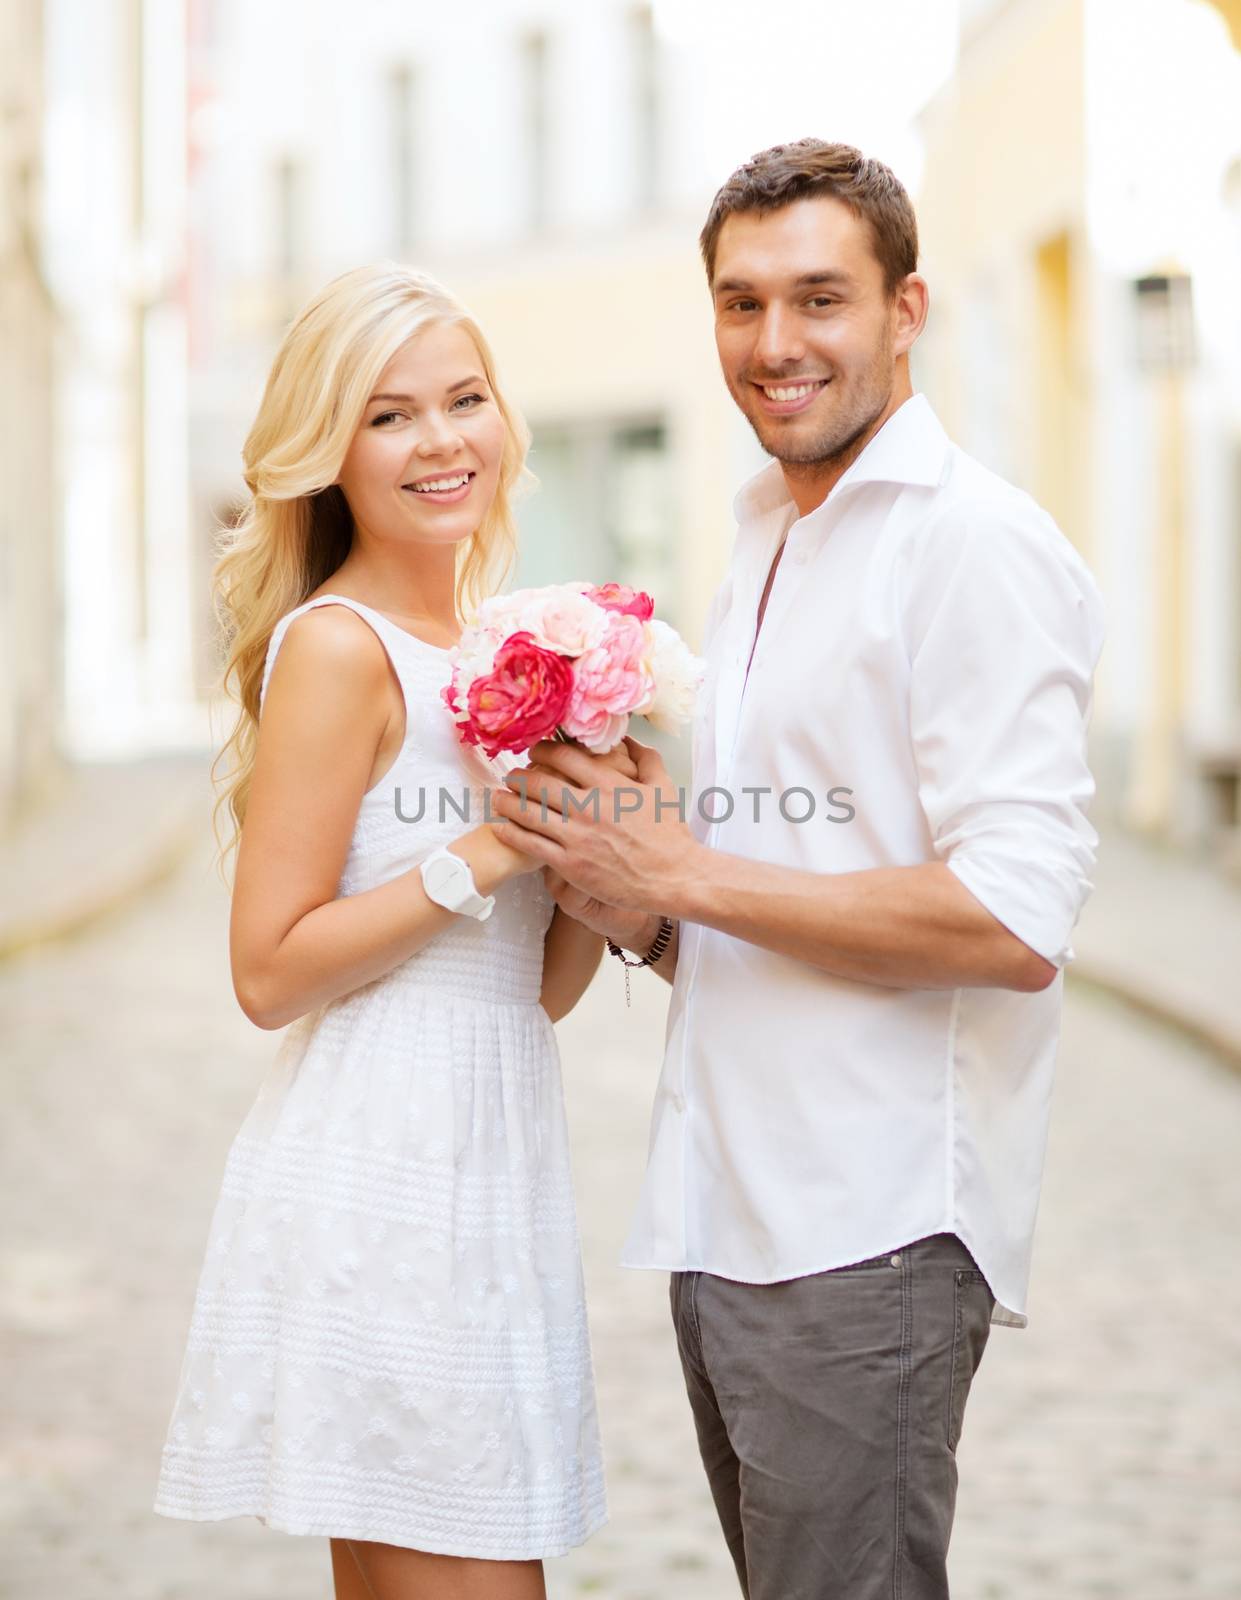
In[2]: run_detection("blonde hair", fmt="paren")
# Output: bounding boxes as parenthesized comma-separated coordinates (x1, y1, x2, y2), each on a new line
(209, 262, 531, 881)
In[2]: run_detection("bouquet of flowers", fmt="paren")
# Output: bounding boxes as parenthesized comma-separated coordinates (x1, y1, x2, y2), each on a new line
(442, 581, 704, 759)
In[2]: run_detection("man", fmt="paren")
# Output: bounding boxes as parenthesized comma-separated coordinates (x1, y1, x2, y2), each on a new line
(492, 139, 1105, 1599)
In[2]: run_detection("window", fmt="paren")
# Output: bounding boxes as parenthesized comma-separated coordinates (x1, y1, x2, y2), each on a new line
(273, 154, 304, 281)
(388, 62, 420, 256)
(630, 4, 659, 214)
(520, 28, 550, 233)
(514, 418, 677, 619)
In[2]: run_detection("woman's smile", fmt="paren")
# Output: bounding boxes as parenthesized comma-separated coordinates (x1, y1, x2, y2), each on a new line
(402, 468, 476, 505)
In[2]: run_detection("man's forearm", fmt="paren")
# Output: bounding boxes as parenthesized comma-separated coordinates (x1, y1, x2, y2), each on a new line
(665, 848, 1054, 992)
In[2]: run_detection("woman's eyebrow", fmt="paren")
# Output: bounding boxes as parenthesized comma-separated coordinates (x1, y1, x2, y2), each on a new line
(367, 375, 488, 404)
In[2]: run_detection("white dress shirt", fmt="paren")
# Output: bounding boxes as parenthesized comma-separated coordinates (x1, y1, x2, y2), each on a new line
(621, 394, 1106, 1328)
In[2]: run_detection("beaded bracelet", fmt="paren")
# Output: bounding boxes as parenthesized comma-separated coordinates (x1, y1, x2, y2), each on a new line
(606, 917, 675, 1007)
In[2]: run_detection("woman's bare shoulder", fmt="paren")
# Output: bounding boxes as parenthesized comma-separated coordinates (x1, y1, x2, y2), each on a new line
(265, 603, 391, 720)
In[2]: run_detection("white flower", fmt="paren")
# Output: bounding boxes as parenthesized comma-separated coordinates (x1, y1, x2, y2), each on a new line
(516, 588, 609, 656)
(641, 619, 705, 733)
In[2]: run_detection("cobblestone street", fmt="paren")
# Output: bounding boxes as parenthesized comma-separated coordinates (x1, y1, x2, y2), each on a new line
(3, 834, 1240, 1599)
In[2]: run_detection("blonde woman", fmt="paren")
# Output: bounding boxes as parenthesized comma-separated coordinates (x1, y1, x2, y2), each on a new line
(153, 265, 618, 1599)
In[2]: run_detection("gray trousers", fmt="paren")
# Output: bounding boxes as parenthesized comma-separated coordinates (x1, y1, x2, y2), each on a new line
(670, 1232, 996, 1600)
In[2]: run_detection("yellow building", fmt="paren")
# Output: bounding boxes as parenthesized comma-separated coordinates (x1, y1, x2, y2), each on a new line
(917, 0, 1241, 859)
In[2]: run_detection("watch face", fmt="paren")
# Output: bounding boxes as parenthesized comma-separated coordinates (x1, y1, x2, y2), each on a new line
(424, 855, 465, 901)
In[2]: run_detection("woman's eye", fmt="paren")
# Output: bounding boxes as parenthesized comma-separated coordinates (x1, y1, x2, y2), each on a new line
(451, 393, 486, 410)
(370, 411, 404, 427)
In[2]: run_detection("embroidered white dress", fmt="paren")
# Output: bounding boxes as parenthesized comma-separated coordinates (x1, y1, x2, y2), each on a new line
(153, 594, 607, 1559)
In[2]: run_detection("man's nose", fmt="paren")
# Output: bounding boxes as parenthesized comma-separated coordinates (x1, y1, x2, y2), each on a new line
(753, 304, 804, 370)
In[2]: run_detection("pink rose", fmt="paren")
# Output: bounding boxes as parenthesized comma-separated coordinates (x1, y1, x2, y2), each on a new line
(584, 582, 655, 622)
(457, 632, 574, 759)
(560, 613, 654, 753)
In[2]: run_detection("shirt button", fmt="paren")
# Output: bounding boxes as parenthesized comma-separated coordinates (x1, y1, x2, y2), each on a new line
(890, 1254, 902, 1268)
(791, 550, 809, 565)
(670, 1091, 686, 1113)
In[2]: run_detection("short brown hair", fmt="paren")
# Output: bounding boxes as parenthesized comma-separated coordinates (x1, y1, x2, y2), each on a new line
(699, 138, 919, 296)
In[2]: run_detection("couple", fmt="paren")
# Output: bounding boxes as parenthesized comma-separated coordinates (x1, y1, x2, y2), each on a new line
(153, 140, 1105, 1599)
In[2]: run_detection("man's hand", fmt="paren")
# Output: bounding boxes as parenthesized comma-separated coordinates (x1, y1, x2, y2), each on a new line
(490, 734, 700, 912)
(542, 868, 666, 954)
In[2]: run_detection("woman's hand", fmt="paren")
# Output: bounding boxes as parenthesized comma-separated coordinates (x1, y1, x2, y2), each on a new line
(590, 738, 641, 782)
(455, 822, 546, 891)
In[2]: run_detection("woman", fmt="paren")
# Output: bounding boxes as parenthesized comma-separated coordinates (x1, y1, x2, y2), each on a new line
(153, 263, 621, 1598)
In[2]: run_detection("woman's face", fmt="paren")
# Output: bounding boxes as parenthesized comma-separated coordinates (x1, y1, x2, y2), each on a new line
(335, 321, 508, 553)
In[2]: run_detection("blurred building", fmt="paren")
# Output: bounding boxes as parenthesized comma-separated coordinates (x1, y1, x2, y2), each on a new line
(186, 0, 768, 662)
(1, 0, 199, 824)
(10, 0, 1240, 871)
(1, 0, 63, 828)
(917, 0, 1241, 860)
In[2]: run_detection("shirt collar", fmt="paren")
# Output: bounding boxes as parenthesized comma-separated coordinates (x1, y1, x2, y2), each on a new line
(732, 392, 951, 527)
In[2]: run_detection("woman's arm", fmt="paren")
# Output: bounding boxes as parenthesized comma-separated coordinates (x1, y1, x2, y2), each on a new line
(538, 895, 605, 1023)
(230, 607, 535, 1030)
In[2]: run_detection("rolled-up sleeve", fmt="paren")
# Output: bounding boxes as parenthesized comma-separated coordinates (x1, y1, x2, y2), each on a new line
(906, 498, 1107, 968)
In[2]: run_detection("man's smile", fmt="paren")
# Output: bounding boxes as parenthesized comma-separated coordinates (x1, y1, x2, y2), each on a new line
(750, 377, 831, 415)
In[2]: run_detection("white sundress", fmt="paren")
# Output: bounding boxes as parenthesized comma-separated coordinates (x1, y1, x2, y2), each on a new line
(153, 593, 607, 1559)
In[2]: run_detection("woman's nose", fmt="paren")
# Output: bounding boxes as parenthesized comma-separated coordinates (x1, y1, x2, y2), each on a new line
(413, 411, 463, 456)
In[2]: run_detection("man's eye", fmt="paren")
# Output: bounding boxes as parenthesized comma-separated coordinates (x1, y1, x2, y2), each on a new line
(807, 296, 836, 309)
(727, 299, 758, 313)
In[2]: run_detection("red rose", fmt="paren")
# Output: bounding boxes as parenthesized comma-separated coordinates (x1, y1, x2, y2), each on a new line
(584, 582, 655, 622)
(464, 631, 574, 758)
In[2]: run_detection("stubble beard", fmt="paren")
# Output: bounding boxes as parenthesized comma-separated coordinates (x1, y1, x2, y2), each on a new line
(739, 341, 897, 478)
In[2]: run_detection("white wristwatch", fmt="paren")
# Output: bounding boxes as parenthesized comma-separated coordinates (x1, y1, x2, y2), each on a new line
(418, 845, 495, 921)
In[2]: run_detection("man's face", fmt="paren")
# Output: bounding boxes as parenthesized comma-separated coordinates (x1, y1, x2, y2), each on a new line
(711, 196, 902, 468)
